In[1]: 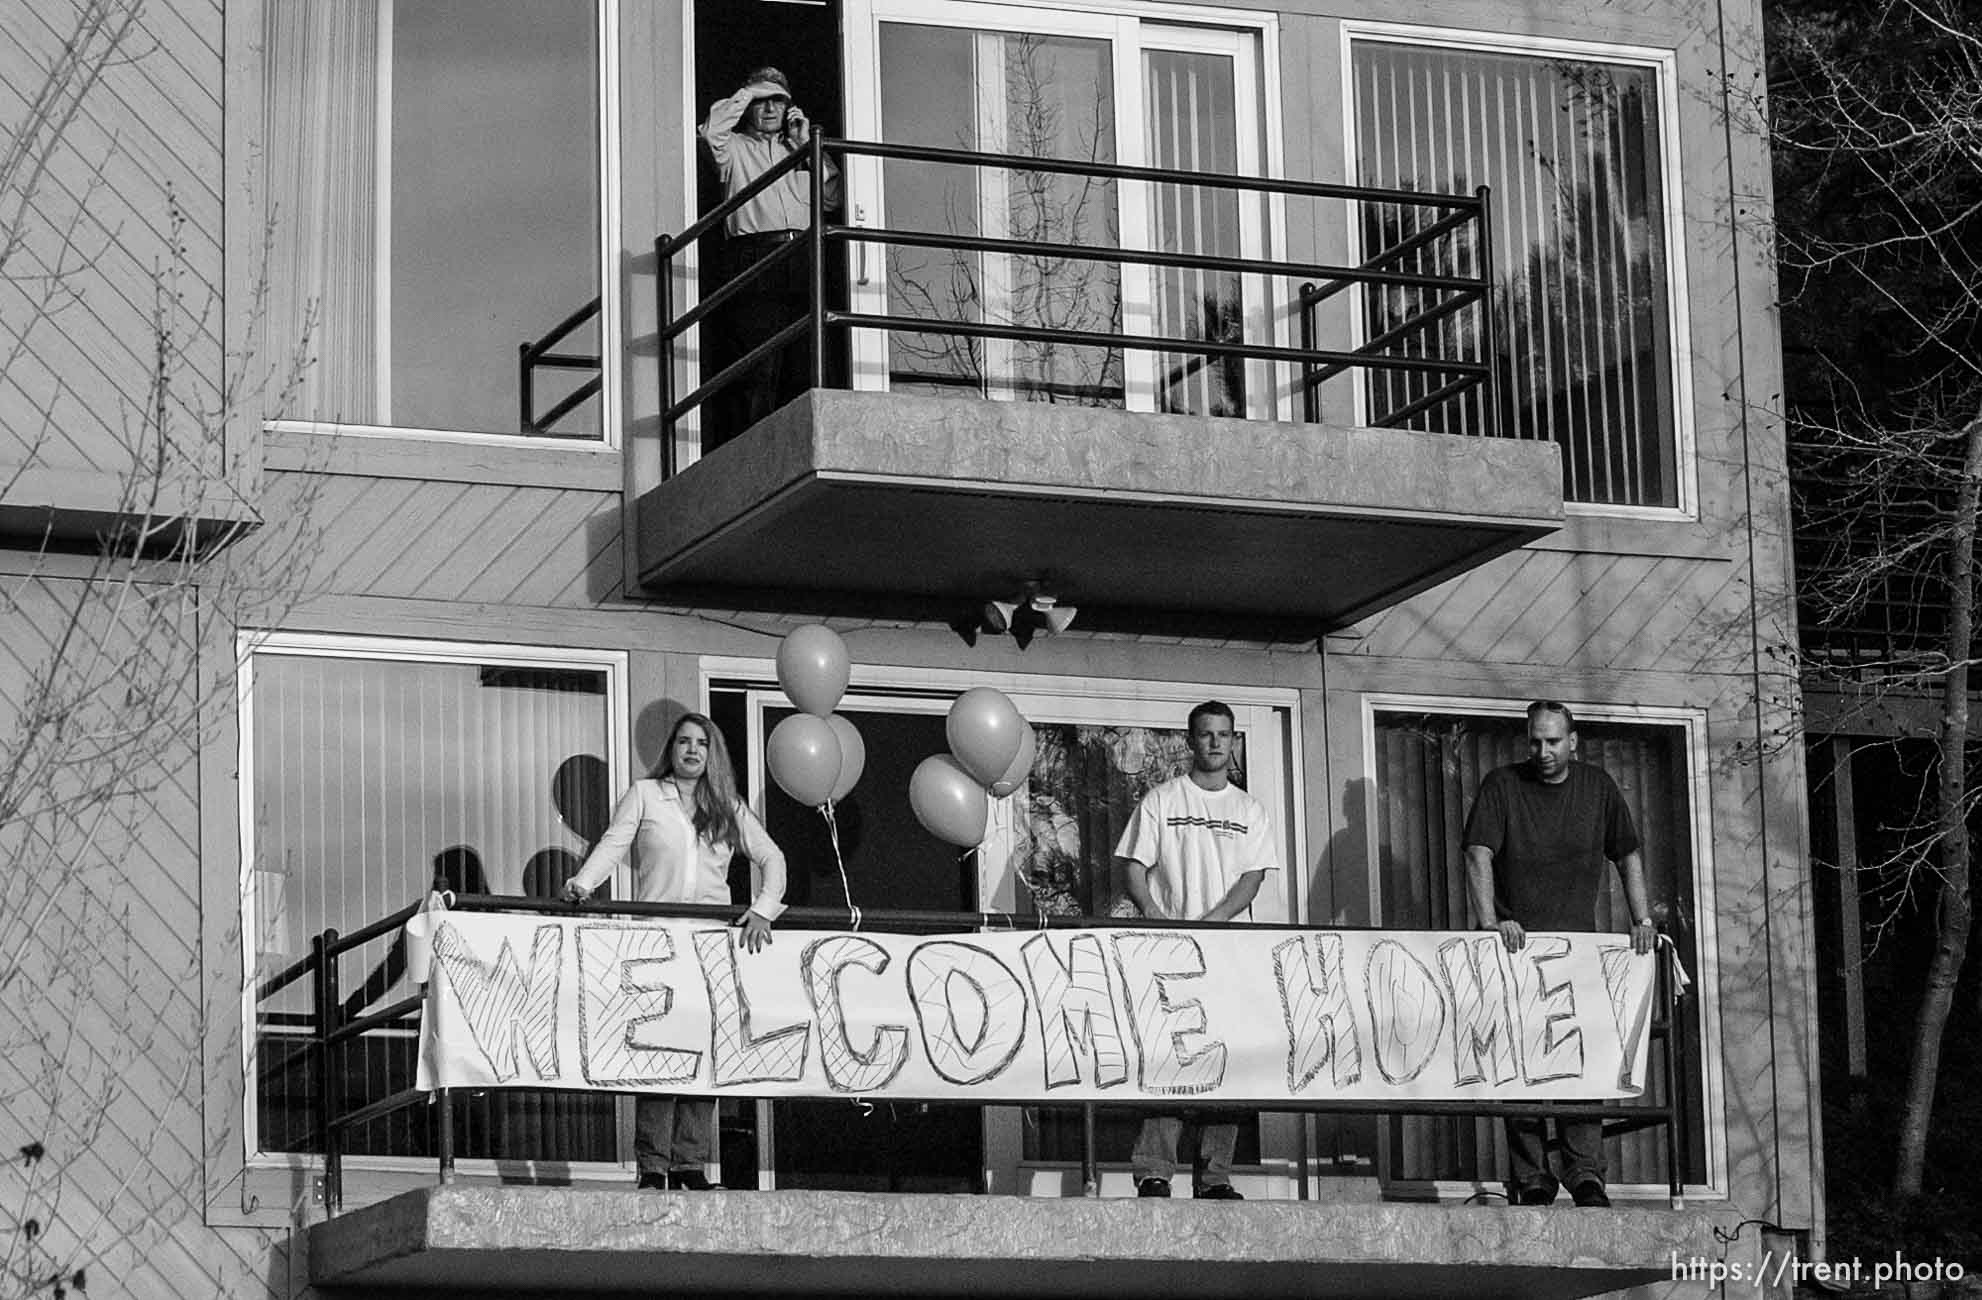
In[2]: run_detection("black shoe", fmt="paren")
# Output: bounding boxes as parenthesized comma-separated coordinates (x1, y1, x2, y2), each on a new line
(1136, 1177, 1172, 1198)
(635, 1171, 668, 1191)
(669, 1170, 725, 1191)
(1197, 1183, 1245, 1201)
(1568, 1180, 1610, 1208)
(1510, 1185, 1557, 1206)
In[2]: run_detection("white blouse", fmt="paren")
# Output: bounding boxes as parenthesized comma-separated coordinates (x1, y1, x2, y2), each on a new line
(567, 778, 787, 921)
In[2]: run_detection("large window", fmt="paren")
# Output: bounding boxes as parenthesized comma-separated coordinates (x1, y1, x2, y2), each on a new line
(244, 636, 627, 1164)
(264, 0, 608, 440)
(1349, 32, 1685, 510)
(1367, 702, 1714, 1194)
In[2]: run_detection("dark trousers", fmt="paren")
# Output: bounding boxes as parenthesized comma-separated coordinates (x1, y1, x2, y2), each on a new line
(1505, 1114, 1605, 1197)
(713, 231, 813, 449)
(635, 1094, 716, 1175)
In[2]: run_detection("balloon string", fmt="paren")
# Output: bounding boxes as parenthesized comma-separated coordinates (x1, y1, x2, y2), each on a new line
(820, 800, 861, 931)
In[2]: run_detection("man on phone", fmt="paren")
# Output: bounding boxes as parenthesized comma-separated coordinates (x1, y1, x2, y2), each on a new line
(699, 67, 843, 441)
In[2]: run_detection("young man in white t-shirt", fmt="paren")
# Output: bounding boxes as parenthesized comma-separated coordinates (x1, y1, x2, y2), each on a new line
(1114, 700, 1278, 1199)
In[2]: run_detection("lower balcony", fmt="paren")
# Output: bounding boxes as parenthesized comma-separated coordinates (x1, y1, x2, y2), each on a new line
(275, 901, 1717, 1299)
(310, 1183, 1742, 1299)
(635, 389, 1562, 640)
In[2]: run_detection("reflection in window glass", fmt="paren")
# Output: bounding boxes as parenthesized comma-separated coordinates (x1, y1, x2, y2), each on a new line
(264, 0, 601, 437)
(1147, 48, 1246, 418)
(1002, 722, 1247, 917)
(1352, 43, 1677, 507)
(879, 23, 1123, 405)
(249, 650, 615, 1161)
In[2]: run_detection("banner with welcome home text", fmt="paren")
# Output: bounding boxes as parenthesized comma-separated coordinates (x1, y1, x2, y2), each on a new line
(414, 912, 1659, 1104)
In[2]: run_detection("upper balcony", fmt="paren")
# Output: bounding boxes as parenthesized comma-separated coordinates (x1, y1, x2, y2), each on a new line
(625, 138, 1562, 640)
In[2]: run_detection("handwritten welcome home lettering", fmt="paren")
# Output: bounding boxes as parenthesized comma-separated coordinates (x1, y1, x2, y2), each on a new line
(415, 915, 1658, 1104)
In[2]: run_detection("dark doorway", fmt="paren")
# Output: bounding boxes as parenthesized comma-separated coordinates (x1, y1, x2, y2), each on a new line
(763, 702, 984, 1192)
(691, 0, 849, 447)
(709, 689, 986, 1191)
(760, 704, 977, 914)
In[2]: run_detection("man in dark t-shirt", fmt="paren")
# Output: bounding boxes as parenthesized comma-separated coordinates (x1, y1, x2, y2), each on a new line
(1462, 700, 1656, 1208)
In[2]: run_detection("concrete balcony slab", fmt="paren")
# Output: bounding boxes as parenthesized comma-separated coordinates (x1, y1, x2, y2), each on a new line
(309, 1185, 1740, 1298)
(633, 391, 1563, 640)
(0, 464, 261, 554)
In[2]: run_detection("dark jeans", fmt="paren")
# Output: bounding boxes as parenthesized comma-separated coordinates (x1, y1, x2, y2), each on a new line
(635, 1094, 716, 1175)
(1505, 1114, 1605, 1197)
(713, 231, 813, 449)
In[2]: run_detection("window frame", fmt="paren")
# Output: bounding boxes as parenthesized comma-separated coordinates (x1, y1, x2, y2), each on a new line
(1358, 692, 1726, 1198)
(261, 0, 625, 451)
(1339, 22, 1697, 521)
(235, 630, 632, 1173)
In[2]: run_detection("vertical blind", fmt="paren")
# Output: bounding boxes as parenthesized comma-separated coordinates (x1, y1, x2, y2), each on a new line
(1352, 42, 1679, 508)
(1371, 711, 1706, 1187)
(1146, 48, 1246, 418)
(250, 652, 615, 1162)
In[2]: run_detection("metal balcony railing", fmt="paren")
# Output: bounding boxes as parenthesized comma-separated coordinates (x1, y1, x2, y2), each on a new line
(653, 136, 1504, 478)
(254, 893, 1691, 1217)
(517, 298, 605, 437)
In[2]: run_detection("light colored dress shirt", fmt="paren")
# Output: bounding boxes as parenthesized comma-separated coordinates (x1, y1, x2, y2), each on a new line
(699, 85, 843, 235)
(568, 778, 787, 921)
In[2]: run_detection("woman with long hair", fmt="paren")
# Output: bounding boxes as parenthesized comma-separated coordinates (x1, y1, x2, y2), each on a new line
(561, 712, 787, 1190)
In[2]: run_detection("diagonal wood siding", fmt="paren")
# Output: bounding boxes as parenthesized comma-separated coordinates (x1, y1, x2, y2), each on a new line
(0, 0, 225, 485)
(0, 574, 281, 1298)
(1349, 548, 1764, 678)
(252, 471, 626, 608)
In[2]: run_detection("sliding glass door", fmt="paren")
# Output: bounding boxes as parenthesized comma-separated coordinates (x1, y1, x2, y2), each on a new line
(842, 1, 1271, 415)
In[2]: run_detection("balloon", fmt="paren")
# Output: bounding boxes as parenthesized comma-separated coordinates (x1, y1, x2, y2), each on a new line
(777, 625, 851, 717)
(988, 722, 1037, 798)
(826, 713, 866, 803)
(909, 754, 989, 847)
(768, 713, 842, 807)
(945, 687, 1025, 787)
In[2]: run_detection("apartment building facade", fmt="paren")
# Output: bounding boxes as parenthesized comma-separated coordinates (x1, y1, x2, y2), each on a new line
(0, 0, 1811, 1294)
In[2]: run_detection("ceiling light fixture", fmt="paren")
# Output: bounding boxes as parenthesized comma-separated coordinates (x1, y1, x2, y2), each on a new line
(971, 580, 1076, 648)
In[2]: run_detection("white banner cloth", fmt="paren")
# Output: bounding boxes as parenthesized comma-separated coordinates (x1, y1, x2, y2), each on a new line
(414, 913, 1658, 1104)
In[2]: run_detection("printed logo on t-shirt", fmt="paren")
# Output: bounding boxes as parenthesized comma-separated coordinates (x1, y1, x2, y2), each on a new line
(1166, 814, 1250, 839)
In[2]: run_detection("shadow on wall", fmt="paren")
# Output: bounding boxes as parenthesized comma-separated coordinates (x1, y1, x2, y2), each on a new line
(1319, 776, 1373, 926)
